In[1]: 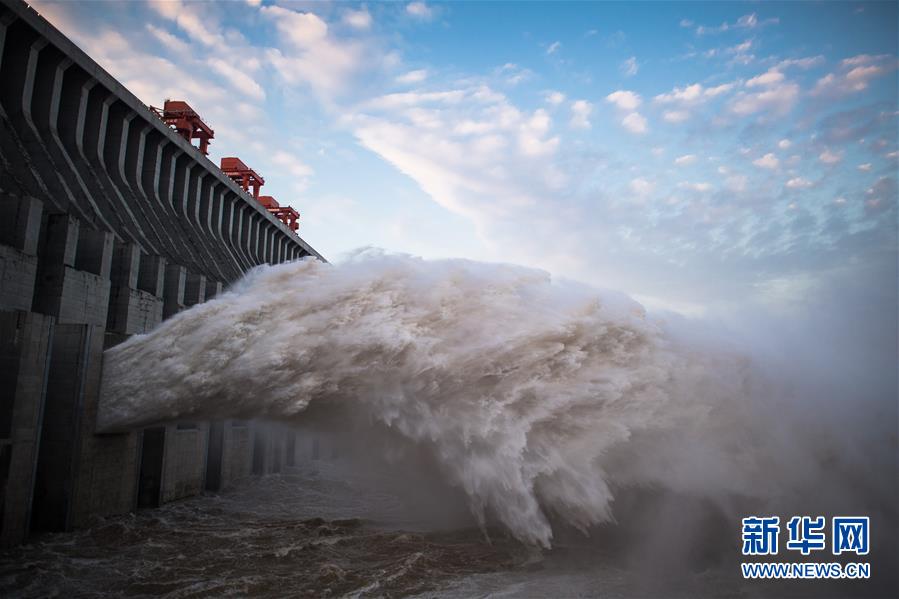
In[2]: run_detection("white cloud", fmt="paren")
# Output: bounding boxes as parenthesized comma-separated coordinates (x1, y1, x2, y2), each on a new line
(812, 54, 895, 96)
(729, 82, 799, 116)
(262, 5, 364, 97)
(497, 63, 532, 85)
(841, 54, 890, 67)
(819, 149, 842, 164)
(678, 181, 712, 192)
(655, 83, 703, 104)
(343, 8, 373, 30)
(271, 150, 315, 181)
(621, 112, 648, 134)
(362, 90, 467, 111)
(348, 84, 566, 228)
(705, 82, 736, 97)
(208, 57, 265, 101)
(674, 154, 697, 166)
(785, 177, 813, 189)
(753, 153, 779, 169)
(546, 41, 561, 55)
(396, 69, 428, 84)
(725, 175, 748, 192)
(152, 2, 225, 48)
(776, 56, 826, 70)
(545, 91, 566, 106)
(694, 12, 779, 35)
(569, 100, 593, 129)
(620, 56, 639, 77)
(858, 163, 872, 171)
(146, 23, 191, 54)
(148, 0, 182, 22)
(630, 177, 653, 196)
(746, 69, 785, 87)
(606, 90, 642, 111)
(653, 81, 735, 124)
(777, 139, 791, 149)
(663, 110, 690, 123)
(263, 6, 327, 46)
(406, 2, 434, 19)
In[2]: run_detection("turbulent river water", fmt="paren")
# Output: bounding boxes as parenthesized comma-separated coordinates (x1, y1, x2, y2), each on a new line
(1, 252, 896, 597)
(0, 456, 889, 598)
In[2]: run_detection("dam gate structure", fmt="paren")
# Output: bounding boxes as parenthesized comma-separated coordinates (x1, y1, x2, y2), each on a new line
(0, 0, 321, 548)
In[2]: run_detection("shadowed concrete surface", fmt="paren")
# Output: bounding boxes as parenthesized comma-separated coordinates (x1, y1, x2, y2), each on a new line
(0, 0, 324, 551)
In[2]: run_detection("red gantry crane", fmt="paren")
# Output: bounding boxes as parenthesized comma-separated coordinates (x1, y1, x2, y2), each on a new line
(259, 196, 301, 232)
(220, 157, 265, 200)
(150, 99, 214, 155)
(220, 157, 301, 232)
(150, 97, 302, 234)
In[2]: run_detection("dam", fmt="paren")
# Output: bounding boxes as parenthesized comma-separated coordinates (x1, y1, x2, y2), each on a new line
(0, 0, 323, 549)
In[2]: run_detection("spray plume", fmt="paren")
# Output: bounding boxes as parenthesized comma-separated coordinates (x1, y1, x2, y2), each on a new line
(97, 251, 881, 547)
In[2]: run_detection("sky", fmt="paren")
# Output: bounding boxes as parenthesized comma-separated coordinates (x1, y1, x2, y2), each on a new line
(31, 0, 898, 319)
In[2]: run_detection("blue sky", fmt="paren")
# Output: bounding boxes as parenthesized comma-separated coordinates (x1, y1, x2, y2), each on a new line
(34, 1, 897, 318)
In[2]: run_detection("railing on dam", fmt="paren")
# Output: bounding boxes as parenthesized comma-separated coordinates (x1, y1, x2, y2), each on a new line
(0, 0, 322, 549)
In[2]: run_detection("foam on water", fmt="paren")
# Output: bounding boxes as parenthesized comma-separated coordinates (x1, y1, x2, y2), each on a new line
(96, 251, 884, 549)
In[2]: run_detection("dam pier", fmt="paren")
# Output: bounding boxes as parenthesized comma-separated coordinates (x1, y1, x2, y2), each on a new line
(0, 0, 323, 549)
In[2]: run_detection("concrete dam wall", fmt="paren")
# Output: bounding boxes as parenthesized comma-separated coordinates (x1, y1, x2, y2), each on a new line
(0, 0, 323, 548)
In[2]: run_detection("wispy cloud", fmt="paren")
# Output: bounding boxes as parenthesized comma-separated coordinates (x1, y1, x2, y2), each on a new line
(753, 153, 779, 169)
(406, 2, 435, 20)
(396, 69, 428, 84)
(620, 56, 639, 77)
(694, 12, 780, 35)
(569, 100, 593, 129)
(342, 7, 372, 30)
(811, 54, 896, 96)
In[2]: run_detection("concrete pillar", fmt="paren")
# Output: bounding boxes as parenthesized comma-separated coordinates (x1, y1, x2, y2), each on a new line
(160, 422, 207, 503)
(137, 252, 165, 296)
(33, 215, 112, 326)
(251, 422, 266, 476)
(0, 194, 42, 255)
(30, 323, 94, 532)
(162, 263, 185, 319)
(0, 194, 42, 312)
(204, 421, 224, 492)
(285, 431, 296, 467)
(183, 272, 205, 307)
(42, 213, 78, 267)
(0, 310, 54, 548)
(271, 428, 283, 474)
(69, 325, 137, 528)
(74, 225, 113, 278)
(221, 420, 251, 488)
(204, 279, 222, 301)
(106, 242, 163, 335)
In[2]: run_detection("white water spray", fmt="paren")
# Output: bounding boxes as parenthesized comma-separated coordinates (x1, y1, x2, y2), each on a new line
(97, 251, 860, 547)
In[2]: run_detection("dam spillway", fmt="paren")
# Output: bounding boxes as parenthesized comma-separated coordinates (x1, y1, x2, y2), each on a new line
(0, 0, 323, 548)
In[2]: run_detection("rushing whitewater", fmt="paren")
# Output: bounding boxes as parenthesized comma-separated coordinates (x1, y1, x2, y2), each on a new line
(99, 251, 779, 547)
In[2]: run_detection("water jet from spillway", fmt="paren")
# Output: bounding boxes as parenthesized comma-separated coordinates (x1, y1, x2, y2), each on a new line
(97, 250, 891, 548)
